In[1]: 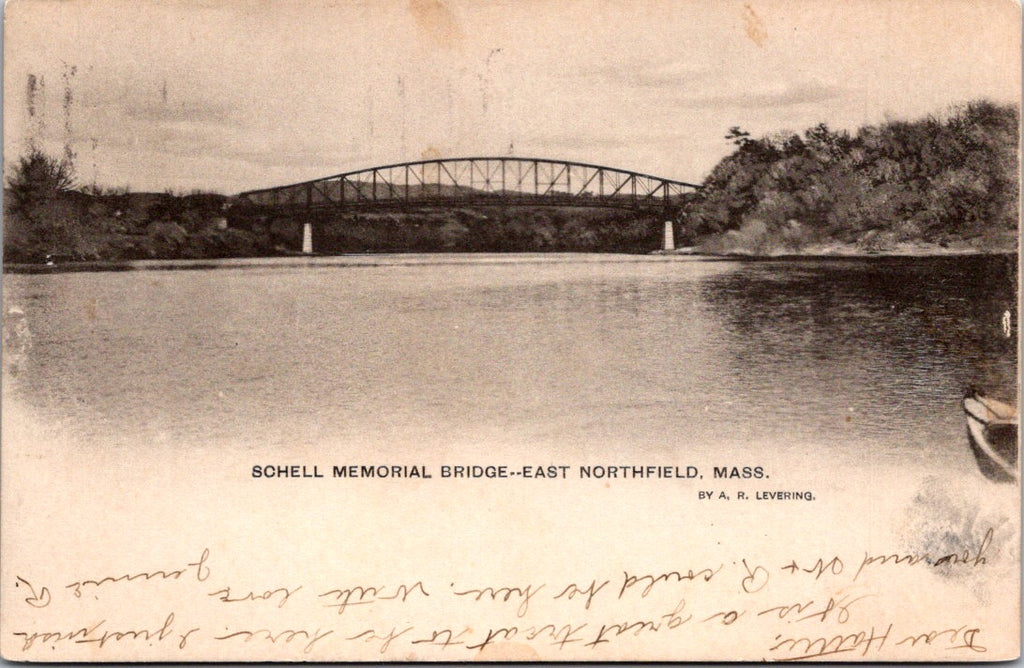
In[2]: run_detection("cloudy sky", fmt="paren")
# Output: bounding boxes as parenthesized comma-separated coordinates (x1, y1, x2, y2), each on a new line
(4, 0, 1020, 194)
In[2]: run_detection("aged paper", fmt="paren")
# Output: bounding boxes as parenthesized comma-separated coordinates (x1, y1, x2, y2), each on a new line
(2, 0, 1020, 661)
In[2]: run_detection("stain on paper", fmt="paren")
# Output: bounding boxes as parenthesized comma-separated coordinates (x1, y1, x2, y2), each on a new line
(61, 62, 78, 166)
(474, 641, 541, 661)
(408, 0, 463, 48)
(743, 3, 767, 46)
(901, 476, 1015, 595)
(3, 306, 33, 377)
(26, 74, 39, 118)
(420, 146, 443, 160)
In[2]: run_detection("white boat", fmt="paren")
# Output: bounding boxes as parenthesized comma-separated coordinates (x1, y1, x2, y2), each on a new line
(963, 389, 1019, 483)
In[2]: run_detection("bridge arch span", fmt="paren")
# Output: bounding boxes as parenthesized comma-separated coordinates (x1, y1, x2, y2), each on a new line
(237, 157, 701, 211)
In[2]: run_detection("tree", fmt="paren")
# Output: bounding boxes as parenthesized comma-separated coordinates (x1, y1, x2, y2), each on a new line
(725, 126, 753, 147)
(7, 149, 76, 216)
(4, 149, 80, 259)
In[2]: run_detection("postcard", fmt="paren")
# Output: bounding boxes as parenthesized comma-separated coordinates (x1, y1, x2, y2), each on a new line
(1, 0, 1020, 661)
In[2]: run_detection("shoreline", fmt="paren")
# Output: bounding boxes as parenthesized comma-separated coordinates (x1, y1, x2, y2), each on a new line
(3, 247, 1017, 274)
(656, 242, 1017, 259)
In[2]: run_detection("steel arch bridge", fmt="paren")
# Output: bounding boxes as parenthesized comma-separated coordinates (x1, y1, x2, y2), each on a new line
(237, 157, 701, 212)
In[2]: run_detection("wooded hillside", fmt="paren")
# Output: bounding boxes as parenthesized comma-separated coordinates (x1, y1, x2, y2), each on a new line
(685, 100, 1019, 254)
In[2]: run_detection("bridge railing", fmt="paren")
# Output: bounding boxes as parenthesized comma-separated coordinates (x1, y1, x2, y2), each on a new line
(238, 157, 700, 211)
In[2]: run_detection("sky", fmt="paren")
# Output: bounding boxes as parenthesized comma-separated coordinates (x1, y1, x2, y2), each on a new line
(3, 0, 1021, 194)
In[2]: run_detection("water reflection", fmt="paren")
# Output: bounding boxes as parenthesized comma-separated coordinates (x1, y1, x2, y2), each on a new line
(698, 255, 1017, 450)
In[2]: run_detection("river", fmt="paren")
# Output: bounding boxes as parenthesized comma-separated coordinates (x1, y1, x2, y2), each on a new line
(2, 253, 1017, 480)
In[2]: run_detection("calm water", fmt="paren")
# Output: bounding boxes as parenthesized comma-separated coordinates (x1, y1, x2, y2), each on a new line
(2, 253, 1017, 471)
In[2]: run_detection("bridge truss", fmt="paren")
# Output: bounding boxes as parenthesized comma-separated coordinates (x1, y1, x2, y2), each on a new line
(237, 157, 701, 211)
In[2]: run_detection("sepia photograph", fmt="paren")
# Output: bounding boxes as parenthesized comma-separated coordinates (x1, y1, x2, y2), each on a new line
(1, 0, 1020, 661)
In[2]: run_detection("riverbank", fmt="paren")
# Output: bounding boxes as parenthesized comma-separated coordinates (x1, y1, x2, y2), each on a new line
(657, 241, 1017, 258)
(3, 187, 673, 263)
(5, 246, 1016, 274)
